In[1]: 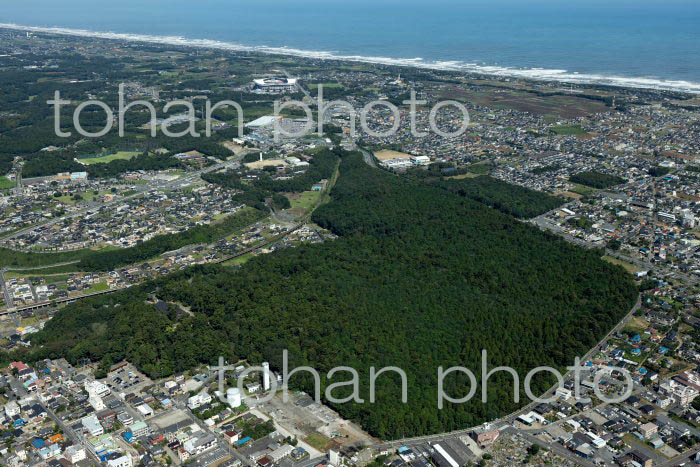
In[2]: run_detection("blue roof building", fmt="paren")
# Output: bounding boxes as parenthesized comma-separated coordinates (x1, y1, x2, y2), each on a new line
(32, 438, 46, 449)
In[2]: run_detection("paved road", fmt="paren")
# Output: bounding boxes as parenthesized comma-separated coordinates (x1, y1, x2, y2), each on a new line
(173, 395, 253, 467)
(360, 149, 377, 168)
(0, 269, 12, 306)
(4, 260, 81, 272)
(281, 68, 311, 100)
(294, 455, 327, 467)
(656, 445, 700, 467)
(8, 374, 102, 464)
(508, 427, 596, 467)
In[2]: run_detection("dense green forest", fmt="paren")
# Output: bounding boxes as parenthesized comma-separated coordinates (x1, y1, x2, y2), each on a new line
(530, 164, 562, 175)
(569, 171, 626, 189)
(400, 165, 563, 218)
(0, 208, 265, 271)
(22, 152, 637, 439)
(648, 166, 672, 177)
(0, 246, 94, 270)
(437, 176, 565, 219)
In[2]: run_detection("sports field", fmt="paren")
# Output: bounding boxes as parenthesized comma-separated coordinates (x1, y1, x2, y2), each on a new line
(77, 151, 141, 165)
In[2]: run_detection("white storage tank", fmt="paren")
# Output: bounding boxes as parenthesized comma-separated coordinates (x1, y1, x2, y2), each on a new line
(227, 387, 242, 408)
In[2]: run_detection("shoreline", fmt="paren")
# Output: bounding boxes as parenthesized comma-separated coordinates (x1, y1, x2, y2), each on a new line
(2, 22, 700, 95)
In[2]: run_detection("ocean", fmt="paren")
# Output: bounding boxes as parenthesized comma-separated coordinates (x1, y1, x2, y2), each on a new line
(2, 0, 700, 93)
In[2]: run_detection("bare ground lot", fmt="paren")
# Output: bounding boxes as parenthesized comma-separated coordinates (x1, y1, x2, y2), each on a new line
(255, 391, 375, 453)
(244, 159, 289, 169)
(374, 149, 412, 160)
(221, 141, 257, 157)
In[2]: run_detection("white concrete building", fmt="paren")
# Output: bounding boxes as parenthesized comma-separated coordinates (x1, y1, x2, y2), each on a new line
(107, 454, 132, 467)
(184, 434, 217, 455)
(81, 415, 104, 437)
(187, 392, 212, 410)
(64, 445, 87, 463)
(4, 401, 19, 418)
(84, 380, 110, 397)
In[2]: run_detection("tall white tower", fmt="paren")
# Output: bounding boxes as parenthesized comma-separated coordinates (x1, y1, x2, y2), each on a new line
(262, 362, 270, 391)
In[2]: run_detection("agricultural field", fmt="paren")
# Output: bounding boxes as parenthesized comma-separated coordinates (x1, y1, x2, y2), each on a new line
(466, 161, 493, 175)
(438, 86, 610, 119)
(570, 184, 596, 197)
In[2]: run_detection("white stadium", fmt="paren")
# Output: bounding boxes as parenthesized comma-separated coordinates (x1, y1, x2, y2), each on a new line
(252, 77, 298, 94)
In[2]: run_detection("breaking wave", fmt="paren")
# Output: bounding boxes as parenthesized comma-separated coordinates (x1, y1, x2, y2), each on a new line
(3, 23, 700, 94)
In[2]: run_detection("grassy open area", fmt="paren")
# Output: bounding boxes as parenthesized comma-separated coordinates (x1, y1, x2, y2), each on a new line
(570, 184, 596, 197)
(77, 151, 141, 165)
(303, 433, 332, 451)
(85, 282, 110, 293)
(55, 190, 109, 204)
(466, 162, 493, 175)
(439, 86, 610, 119)
(290, 191, 322, 211)
(7, 264, 81, 275)
(602, 255, 642, 274)
(221, 252, 255, 267)
(0, 176, 15, 189)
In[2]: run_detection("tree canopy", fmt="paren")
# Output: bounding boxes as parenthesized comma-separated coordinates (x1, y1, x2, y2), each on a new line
(23, 152, 637, 439)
